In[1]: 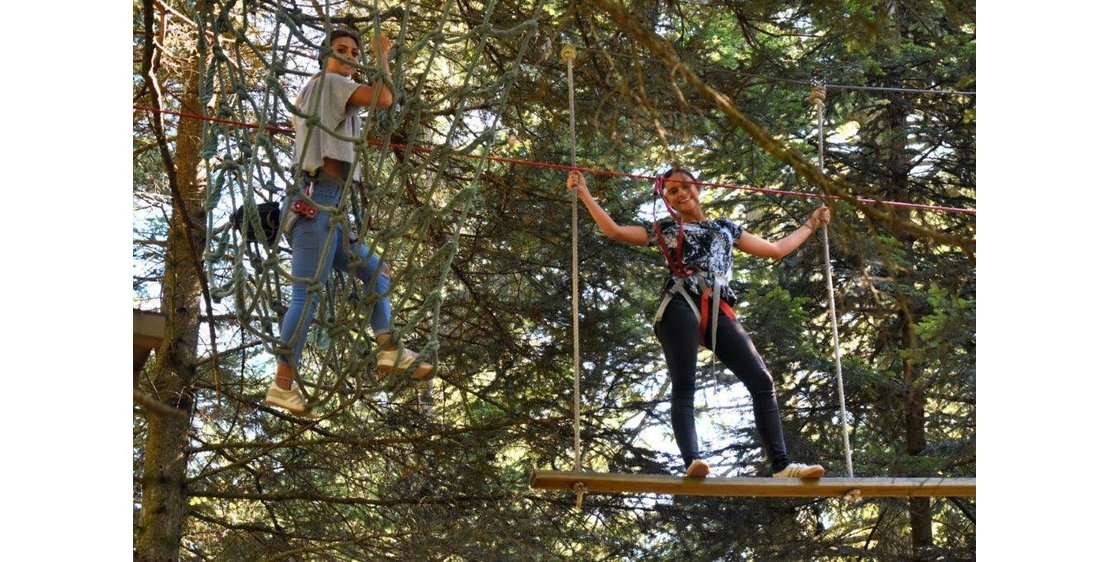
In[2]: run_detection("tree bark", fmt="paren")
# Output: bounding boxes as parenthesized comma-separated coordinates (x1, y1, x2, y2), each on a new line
(135, 1, 206, 557)
(904, 317, 932, 560)
(881, 42, 934, 557)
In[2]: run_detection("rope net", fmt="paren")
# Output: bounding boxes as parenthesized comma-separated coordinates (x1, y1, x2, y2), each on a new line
(196, 0, 538, 407)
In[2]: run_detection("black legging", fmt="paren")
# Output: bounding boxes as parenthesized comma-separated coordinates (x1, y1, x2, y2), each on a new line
(653, 296, 793, 473)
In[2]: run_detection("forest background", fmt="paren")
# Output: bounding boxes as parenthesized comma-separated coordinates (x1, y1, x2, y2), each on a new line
(3, 1, 1108, 560)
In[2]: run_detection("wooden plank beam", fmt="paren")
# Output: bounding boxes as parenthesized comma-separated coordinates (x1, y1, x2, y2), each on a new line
(134, 309, 167, 376)
(530, 470, 975, 498)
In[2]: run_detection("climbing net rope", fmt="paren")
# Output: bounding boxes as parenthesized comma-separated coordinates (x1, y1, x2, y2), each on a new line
(194, 0, 539, 407)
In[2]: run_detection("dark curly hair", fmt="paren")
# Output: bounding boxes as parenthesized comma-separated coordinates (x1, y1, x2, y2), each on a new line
(662, 167, 698, 187)
(319, 28, 361, 68)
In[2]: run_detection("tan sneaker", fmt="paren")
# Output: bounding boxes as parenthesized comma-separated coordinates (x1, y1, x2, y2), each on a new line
(773, 463, 825, 479)
(376, 347, 435, 380)
(265, 381, 309, 414)
(685, 459, 710, 478)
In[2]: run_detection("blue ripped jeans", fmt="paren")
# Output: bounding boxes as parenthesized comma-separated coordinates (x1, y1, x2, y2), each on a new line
(277, 175, 391, 369)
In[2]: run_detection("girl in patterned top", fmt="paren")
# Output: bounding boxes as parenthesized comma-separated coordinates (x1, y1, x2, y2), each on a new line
(567, 168, 831, 479)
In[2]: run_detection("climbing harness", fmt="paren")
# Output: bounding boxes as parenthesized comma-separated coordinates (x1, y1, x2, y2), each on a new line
(649, 176, 736, 383)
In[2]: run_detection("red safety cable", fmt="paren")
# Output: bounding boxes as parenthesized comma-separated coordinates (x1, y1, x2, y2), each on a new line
(134, 105, 977, 216)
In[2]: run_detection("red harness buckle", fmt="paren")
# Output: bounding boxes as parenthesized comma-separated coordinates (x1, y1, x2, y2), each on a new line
(699, 289, 736, 346)
(292, 199, 316, 219)
(292, 180, 317, 218)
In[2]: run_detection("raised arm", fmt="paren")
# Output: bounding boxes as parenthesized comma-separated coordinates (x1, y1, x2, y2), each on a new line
(735, 205, 831, 259)
(567, 170, 649, 246)
(348, 35, 394, 109)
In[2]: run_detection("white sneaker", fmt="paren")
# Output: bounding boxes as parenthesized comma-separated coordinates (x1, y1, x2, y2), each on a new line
(265, 381, 309, 414)
(685, 459, 710, 478)
(376, 347, 435, 380)
(773, 463, 825, 479)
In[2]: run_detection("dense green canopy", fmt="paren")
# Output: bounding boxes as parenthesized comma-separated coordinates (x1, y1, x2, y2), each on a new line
(134, 1, 975, 559)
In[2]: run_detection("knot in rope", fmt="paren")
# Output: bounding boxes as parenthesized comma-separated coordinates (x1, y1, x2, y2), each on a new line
(573, 481, 587, 509)
(808, 81, 827, 110)
(559, 43, 577, 63)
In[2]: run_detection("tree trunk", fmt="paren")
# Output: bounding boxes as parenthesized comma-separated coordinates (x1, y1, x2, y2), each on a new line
(882, 41, 934, 555)
(904, 318, 932, 559)
(135, 14, 206, 559)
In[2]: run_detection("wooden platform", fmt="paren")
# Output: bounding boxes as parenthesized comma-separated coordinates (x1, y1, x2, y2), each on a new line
(530, 470, 975, 498)
(134, 309, 167, 376)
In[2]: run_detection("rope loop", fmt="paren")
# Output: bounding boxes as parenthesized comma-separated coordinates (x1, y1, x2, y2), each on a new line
(808, 78, 827, 110)
(560, 43, 578, 63)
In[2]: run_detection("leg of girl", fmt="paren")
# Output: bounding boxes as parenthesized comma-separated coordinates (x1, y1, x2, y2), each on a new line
(336, 225, 434, 380)
(332, 231, 393, 341)
(266, 179, 344, 414)
(277, 180, 344, 373)
(708, 315, 824, 478)
(654, 297, 706, 475)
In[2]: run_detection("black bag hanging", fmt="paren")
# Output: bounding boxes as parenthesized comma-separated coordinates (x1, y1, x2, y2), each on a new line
(231, 201, 281, 245)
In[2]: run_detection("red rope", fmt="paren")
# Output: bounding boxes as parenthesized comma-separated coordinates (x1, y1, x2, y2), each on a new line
(134, 105, 976, 216)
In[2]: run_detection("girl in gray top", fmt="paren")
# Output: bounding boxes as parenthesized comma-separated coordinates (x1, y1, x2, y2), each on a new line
(266, 28, 433, 416)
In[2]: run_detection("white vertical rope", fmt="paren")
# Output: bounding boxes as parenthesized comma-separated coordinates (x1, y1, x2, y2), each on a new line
(810, 80, 854, 477)
(562, 43, 582, 474)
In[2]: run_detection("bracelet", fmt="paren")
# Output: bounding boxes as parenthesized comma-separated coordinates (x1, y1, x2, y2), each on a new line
(801, 222, 814, 231)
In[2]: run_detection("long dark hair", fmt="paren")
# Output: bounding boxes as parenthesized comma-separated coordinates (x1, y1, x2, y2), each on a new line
(662, 167, 697, 182)
(661, 166, 697, 186)
(656, 167, 699, 198)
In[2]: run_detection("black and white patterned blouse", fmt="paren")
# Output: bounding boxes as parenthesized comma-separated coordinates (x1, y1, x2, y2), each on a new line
(640, 217, 745, 305)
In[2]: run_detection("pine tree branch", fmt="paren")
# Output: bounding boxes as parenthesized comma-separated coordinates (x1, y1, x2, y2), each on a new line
(588, 0, 975, 261)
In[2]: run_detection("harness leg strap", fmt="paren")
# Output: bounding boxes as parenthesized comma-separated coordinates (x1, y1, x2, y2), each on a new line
(654, 285, 701, 326)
